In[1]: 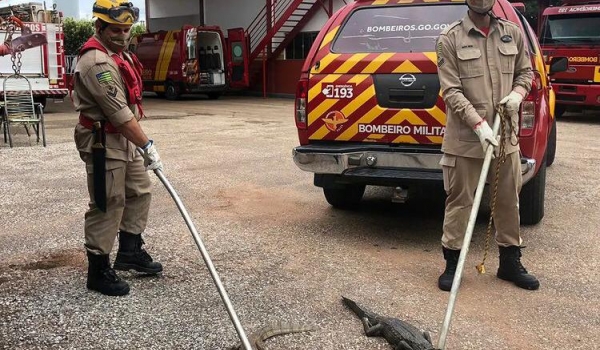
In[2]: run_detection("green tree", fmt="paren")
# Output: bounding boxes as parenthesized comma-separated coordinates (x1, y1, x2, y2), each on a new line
(63, 19, 147, 56)
(63, 18, 95, 55)
(131, 23, 147, 38)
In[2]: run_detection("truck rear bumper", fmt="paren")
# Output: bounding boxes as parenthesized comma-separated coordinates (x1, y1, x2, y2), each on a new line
(293, 144, 536, 184)
(1, 88, 68, 98)
(554, 83, 600, 107)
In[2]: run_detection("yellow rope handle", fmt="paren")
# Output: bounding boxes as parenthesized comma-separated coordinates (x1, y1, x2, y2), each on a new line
(476, 105, 515, 274)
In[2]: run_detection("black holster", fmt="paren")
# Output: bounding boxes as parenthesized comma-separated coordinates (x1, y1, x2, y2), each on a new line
(92, 121, 107, 212)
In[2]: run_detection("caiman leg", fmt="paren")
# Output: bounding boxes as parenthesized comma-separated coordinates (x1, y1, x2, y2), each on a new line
(398, 340, 414, 350)
(423, 331, 432, 343)
(360, 317, 383, 336)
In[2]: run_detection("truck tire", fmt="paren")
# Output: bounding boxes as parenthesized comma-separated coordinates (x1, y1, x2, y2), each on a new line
(34, 97, 47, 111)
(554, 104, 566, 118)
(520, 153, 546, 225)
(323, 185, 365, 209)
(546, 119, 556, 167)
(207, 92, 221, 100)
(165, 82, 180, 100)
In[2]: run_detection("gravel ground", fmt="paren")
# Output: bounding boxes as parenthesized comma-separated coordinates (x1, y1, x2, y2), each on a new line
(0, 96, 598, 349)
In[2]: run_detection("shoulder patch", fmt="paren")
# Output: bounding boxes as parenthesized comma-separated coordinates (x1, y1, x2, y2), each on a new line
(440, 20, 462, 36)
(107, 85, 117, 97)
(96, 71, 113, 84)
(436, 41, 445, 68)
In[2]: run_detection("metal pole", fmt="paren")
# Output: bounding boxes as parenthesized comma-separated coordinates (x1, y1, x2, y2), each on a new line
(140, 150, 252, 350)
(263, 46, 267, 98)
(437, 114, 502, 350)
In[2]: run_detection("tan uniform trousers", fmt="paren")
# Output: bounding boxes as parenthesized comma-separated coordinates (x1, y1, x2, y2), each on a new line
(80, 152, 152, 255)
(441, 151, 522, 250)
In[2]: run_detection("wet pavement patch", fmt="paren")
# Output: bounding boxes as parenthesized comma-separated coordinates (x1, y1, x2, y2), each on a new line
(5, 249, 84, 271)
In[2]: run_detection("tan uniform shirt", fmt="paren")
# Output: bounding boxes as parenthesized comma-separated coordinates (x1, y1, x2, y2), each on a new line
(73, 34, 141, 162)
(437, 14, 533, 158)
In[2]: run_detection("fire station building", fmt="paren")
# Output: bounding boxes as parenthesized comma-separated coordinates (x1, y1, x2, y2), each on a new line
(144, 0, 347, 96)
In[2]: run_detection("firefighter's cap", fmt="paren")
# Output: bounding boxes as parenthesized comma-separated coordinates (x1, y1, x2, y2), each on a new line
(93, 0, 139, 25)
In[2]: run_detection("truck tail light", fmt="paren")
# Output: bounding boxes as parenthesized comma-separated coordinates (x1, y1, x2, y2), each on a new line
(519, 71, 541, 137)
(520, 101, 535, 136)
(295, 79, 308, 130)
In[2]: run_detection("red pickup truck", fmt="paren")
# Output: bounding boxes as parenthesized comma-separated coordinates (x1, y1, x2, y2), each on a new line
(292, 0, 567, 225)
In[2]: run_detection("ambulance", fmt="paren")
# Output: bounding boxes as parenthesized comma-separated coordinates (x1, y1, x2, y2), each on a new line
(133, 26, 250, 100)
(0, 2, 68, 107)
(292, 0, 568, 225)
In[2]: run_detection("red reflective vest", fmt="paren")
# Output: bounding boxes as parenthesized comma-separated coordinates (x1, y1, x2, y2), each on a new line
(78, 36, 145, 118)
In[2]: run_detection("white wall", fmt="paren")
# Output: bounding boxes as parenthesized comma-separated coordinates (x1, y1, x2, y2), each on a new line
(204, 0, 344, 32)
(147, 0, 343, 34)
(147, 0, 201, 31)
(204, 0, 263, 30)
(301, 0, 346, 32)
(150, 0, 199, 18)
(148, 15, 201, 31)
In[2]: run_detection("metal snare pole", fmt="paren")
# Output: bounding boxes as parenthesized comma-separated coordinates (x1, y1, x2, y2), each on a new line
(437, 114, 502, 350)
(138, 149, 252, 350)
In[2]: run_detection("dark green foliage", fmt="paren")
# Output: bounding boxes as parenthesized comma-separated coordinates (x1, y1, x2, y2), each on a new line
(63, 18, 95, 55)
(63, 18, 147, 56)
(131, 23, 147, 38)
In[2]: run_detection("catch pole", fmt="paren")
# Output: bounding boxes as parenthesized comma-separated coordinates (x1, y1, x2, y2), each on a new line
(437, 114, 501, 349)
(139, 149, 252, 350)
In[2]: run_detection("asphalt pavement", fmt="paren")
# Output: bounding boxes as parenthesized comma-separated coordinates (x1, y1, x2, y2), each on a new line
(0, 96, 598, 349)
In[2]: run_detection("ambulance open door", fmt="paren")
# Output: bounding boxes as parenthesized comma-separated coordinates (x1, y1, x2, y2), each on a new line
(227, 28, 250, 88)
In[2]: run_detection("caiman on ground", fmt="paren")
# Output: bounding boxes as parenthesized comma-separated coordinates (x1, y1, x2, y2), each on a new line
(342, 296, 437, 350)
(229, 321, 315, 350)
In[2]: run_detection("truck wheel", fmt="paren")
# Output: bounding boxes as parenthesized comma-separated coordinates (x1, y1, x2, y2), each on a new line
(34, 97, 47, 111)
(554, 104, 566, 118)
(165, 82, 180, 100)
(520, 153, 546, 225)
(323, 185, 365, 209)
(546, 119, 557, 167)
(207, 92, 221, 100)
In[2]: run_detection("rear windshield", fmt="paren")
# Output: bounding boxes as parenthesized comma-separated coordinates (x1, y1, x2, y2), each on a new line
(331, 4, 466, 53)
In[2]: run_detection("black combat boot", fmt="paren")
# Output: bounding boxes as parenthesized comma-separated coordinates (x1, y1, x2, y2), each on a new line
(438, 247, 460, 292)
(87, 252, 130, 296)
(114, 231, 163, 274)
(497, 246, 540, 290)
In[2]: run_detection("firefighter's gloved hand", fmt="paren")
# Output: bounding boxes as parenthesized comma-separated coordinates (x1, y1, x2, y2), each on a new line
(499, 90, 524, 114)
(473, 120, 499, 154)
(142, 140, 163, 172)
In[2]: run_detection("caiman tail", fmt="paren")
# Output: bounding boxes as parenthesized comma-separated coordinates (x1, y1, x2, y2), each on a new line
(342, 296, 378, 321)
(230, 321, 315, 350)
(255, 322, 315, 349)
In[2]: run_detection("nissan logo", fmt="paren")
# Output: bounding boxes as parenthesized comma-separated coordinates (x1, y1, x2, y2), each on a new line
(399, 74, 416, 87)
